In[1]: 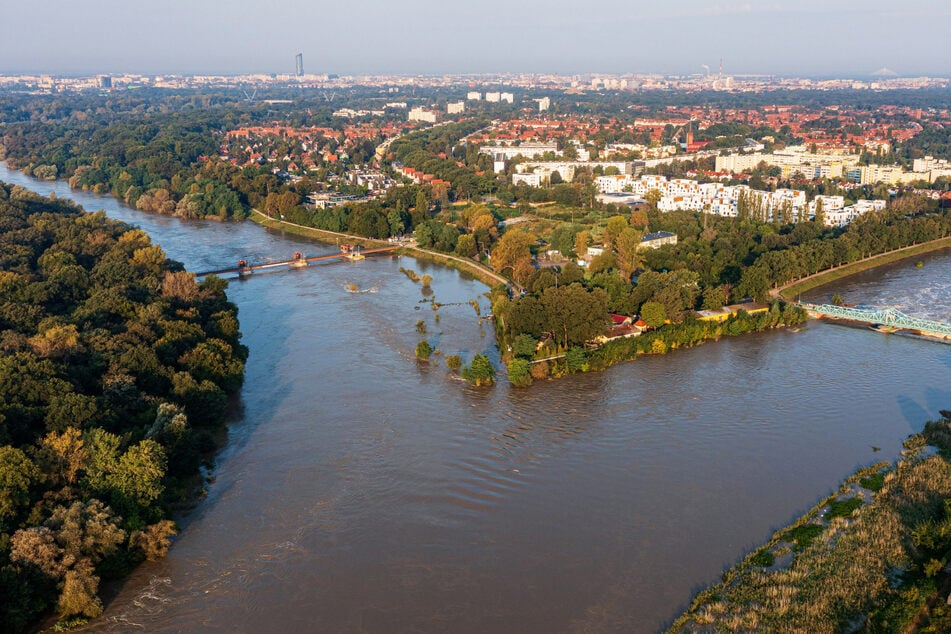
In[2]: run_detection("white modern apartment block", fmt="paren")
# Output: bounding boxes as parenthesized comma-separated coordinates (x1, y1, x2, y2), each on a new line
(466, 91, 482, 100)
(716, 148, 860, 176)
(500, 92, 514, 104)
(408, 107, 438, 123)
(809, 195, 845, 213)
(666, 178, 701, 197)
(758, 189, 807, 218)
(512, 173, 541, 187)
(823, 199, 886, 227)
(570, 142, 591, 161)
(913, 156, 951, 172)
(860, 165, 928, 185)
(715, 152, 767, 173)
(480, 142, 559, 162)
(447, 101, 465, 114)
(538, 97, 550, 112)
(658, 194, 704, 212)
(595, 174, 634, 193)
(517, 160, 629, 181)
(913, 156, 951, 182)
(713, 146, 947, 185)
(595, 174, 820, 222)
(708, 197, 739, 217)
(485, 92, 501, 103)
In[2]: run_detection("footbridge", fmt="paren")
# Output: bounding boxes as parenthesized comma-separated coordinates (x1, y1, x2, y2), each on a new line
(799, 302, 951, 338)
(195, 246, 399, 278)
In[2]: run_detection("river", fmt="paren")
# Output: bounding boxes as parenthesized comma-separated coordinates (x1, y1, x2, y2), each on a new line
(3, 164, 951, 633)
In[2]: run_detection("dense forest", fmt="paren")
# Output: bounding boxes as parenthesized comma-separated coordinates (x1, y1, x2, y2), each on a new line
(1, 95, 251, 221)
(0, 183, 247, 630)
(0, 89, 375, 222)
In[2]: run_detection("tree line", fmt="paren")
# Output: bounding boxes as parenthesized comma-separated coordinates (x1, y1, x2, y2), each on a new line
(0, 183, 246, 630)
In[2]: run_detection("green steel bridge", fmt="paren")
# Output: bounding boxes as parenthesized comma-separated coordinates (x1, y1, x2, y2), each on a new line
(799, 303, 951, 337)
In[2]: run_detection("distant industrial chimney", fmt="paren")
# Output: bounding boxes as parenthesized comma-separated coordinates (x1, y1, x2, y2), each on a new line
(295, 53, 304, 77)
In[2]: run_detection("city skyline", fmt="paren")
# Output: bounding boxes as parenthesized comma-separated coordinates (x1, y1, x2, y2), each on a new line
(3, 0, 949, 77)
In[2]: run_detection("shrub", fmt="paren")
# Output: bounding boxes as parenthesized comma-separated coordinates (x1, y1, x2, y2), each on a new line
(529, 360, 550, 380)
(512, 333, 538, 359)
(445, 354, 462, 371)
(507, 358, 532, 387)
(415, 340, 432, 360)
(640, 301, 666, 328)
(565, 347, 587, 373)
(826, 497, 863, 519)
(749, 549, 775, 567)
(783, 523, 823, 551)
(462, 354, 496, 386)
(860, 473, 886, 492)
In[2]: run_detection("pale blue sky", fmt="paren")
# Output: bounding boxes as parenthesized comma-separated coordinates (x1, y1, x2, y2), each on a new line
(3, 0, 947, 77)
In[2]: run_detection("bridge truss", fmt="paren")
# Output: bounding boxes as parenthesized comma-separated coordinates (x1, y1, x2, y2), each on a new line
(800, 303, 951, 337)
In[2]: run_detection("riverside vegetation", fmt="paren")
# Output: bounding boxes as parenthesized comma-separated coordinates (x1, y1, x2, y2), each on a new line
(670, 412, 951, 633)
(0, 183, 247, 630)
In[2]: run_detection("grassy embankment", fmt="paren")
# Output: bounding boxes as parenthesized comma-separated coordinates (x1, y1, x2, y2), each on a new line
(398, 246, 509, 290)
(777, 236, 951, 301)
(668, 416, 951, 633)
(250, 209, 510, 290)
(250, 209, 389, 249)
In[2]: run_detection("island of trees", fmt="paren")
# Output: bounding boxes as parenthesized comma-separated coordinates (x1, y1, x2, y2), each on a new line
(0, 183, 247, 630)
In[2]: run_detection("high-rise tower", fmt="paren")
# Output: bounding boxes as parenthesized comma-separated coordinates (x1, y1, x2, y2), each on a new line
(295, 53, 304, 77)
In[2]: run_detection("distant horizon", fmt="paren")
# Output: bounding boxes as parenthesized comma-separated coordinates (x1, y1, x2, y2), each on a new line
(4, 0, 948, 79)
(0, 67, 944, 82)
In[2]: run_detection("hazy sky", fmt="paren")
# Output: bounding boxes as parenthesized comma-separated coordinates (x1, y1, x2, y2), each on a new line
(3, 0, 947, 77)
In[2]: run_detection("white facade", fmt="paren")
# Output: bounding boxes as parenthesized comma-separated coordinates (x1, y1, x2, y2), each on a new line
(716, 148, 861, 175)
(715, 152, 767, 173)
(517, 160, 629, 181)
(658, 194, 704, 212)
(860, 165, 930, 185)
(512, 173, 541, 187)
(408, 107, 438, 123)
(596, 192, 643, 205)
(480, 142, 559, 162)
(538, 97, 550, 112)
(500, 92, 514, 104)
(466, 91, 482, 100)
(485, 91, 501, 102)
(809, 195, 845, 213)
(823, 199, 887, 227)
(708, 197, 739, 217)
(447, 101, 465, 114)
(913, 156, 951, 172)
(595, 174, 634, 193)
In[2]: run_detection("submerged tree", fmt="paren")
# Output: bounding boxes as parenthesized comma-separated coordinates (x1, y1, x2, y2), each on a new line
(462, 354, 496, 386)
